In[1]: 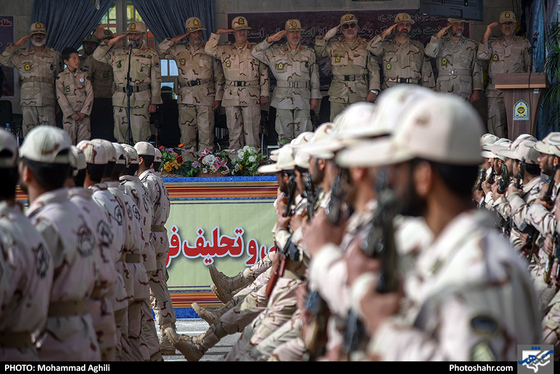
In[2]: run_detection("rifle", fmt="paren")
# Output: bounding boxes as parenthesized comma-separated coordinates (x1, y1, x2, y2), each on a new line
(303, 287, 329, 360)
(284, 173, 297, 217)
(325, 168, 350, 226)
(497, 163, 510, 194)
(518, 221, 538, 262)
(476, 166, 486, 191)
(265, 234, 300, 298)
(303, 171, 317, 221)
(342, 168, 399, 359)
(543, 166, 559, 205)
(545, 233, 560, 284)
(515, 158, 526, 189)
(486, 165, 495, 185)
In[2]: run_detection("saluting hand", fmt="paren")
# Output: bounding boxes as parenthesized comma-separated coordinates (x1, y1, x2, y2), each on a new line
(436, 24, 452, 38)
(267, 30, 287, 44)
(215, 28, 234, 35)
(13, 34, 32, 47)
(108, 33, 129, 47)
(380, 24, 397, 39)
(171, 33, 190, 43)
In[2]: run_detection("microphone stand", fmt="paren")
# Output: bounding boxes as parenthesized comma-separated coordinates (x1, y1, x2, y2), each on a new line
(126, 41, 133, 145)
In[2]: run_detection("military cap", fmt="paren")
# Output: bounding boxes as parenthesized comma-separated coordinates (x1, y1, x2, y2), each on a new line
(91, 139, 117, 163)
(112, 143, 127, 166)
(121, 143, 139, 165)
(19, 125, 71, 165)
(499, 11, 516, 24)
(30, 22, 47, 35)
(100, 29, 114, 41)
(340, 14, 358, 26)
(127, 20, 147, 34)
(154, 148, 162, 162)
(0, 128, 18, 168)
(77, 140, 108, 165)
(534, 132, 560, 158)
(70, 145, 87, 176)
(285, 19, 304, 32)
(186, 17, 206, 32)
(499, 140, 540, 164)
(394, 13, 415, 24)
(231, 16, 251, 31)
(336, 92, 485, 167)
(134, 141, 155, 157)
(257, 145, 295, 174)
(447, 18, 466, 24)
(83, 34, 99, 44)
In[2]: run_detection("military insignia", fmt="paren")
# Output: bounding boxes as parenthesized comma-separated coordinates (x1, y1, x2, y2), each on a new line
(386, 63, 391, 70)
(403, 14, 408, 19)
(76, 223, 94, 258)
(492, 54, 499, 61)
(441, 57, 447, 66)
(334, 56, 342, 63)
(24, 63, 31, 71)
(345, 16, 352, 21)
(505, 12, 510, 18)
(102, 71, 109, 78)
(79, 78, 84, 82)
(225, 60, 231, 68)
(35, 23, 41, 29)
(276, 62, 285, 71)
(117, 61, 122, 69)
(130, 22, 136, 30)
(114, 205, 123, 226)
(238, 18, 245, 25)
(97, 221, 114, 247)
(194, 19, 200, 26)
(65, 85, 70, 93)
(33, 243, 50, 279)
(292, 21, 297, 28)
(180, 58, 186, 66)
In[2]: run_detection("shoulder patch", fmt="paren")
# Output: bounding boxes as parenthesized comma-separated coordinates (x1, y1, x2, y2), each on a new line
(470, 315, 501, 338)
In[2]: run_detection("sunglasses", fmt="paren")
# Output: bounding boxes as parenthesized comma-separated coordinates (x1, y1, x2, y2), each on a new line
(342, 23, 357, 29)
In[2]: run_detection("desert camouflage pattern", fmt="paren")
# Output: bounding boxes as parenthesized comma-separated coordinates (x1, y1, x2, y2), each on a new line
(477, 36, 531, 137)
(425, 35, 483, 100)
(367, 35, 435, 90)
(81, 54, 115, 99)
(67, 187, 118, 360)
(56, 67, 94, 144)
(314, 36, 380, 118)
(0, 201, 53, 361)
(27, 188, 100, 361)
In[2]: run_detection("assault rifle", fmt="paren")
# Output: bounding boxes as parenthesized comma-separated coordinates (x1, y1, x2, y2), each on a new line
(544, 233, 560, 284)
(283, 173, 297, 217)
(515, 158, 526, 189)
(325, 168, 351, 226)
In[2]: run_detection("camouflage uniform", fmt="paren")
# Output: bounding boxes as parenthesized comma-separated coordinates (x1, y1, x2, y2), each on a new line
(314, 15, 381, 120)
(158, 18, 225, 160)
(93, 22, 163, 143)
(0, 23, 60, 135)
(477, 12, 531, 138)
(56, 67, 94, 144)
(367, 14, 435, 91)
(252, 20, 321, 145)
(0, 197, 53, 360)
(425, 33, 483, 100)
(205, 17, 270, 150)
(81, 33, 116, 141)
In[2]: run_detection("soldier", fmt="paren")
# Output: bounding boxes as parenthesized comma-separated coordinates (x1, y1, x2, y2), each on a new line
(134, 141, 176, 355)
(252, 19, 321, 146)
(314, 14, 381, 120)
(56, 47, 94, 144)
(205, 16, 270, 151)
(93, 21, 163, 144)
(0, 22, 60, 135)
(79, 139, 131, 361)
(477, 11, 531, 138)
(335, 91, 541, 360)
(0, 128, 53, 361)
(81, 33, 116, 141)
(19, 125, 100, 360)
(158, 17, 225, 161)
(367, 13, 435, 91)
(425, 19, 483, 102)
(120, 143, 160, 361)
(66, 145, 118, 361)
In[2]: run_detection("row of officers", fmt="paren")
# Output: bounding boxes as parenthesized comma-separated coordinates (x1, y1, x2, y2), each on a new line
(0, 124, 177, 361)
(1, 11, 529, 158)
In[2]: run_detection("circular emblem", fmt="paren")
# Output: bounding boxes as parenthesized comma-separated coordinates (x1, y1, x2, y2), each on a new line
(180, 58, 186, 66)
(292, 21, 297, 27)
(238, 18, 245, 25)
(24, 63, 31, 71)
(130, 23, 136, 30)
(516, 105, 526, 115)
(194, 19, 199, 26)
(225, 60, 231, 68)
(505, 12, 510, 18)
(441, 57, 447, 66)
(35, 23, 41, 29)
(492, 54, 499, 61)
(346, 16, 351, 21)
(386, 63, 392, 70)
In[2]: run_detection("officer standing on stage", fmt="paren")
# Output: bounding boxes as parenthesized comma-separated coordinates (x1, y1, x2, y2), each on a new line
(314, 14, 381, 120)
(367, 13, 435, 90)
(158, 17, 225, 160)
(93, 20, 162, 144)
(0, 22, 60, 136)
(477, 11, 531, 138)
(205, 16, 270, 151)
(425, 18, 483, 102)
(252, 19, 321, 146)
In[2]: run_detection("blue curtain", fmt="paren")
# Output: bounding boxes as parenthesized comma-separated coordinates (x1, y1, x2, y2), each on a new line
(31, 0, 116, 52)
(131, 0, 215, 43)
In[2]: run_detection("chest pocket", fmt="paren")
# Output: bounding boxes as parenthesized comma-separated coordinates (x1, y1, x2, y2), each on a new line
(275, 60, 288, 73)
(331, 50, 345, 66)
(350, 51, 367, 68)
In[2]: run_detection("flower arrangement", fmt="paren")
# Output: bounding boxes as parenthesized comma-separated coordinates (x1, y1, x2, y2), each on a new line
(158, 144, 264, 177)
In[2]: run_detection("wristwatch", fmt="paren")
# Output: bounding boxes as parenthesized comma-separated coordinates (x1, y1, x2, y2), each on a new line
(369, 89, 380, 95)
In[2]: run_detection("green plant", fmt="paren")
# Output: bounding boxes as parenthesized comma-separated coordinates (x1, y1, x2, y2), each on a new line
(542, 16, 560, 131)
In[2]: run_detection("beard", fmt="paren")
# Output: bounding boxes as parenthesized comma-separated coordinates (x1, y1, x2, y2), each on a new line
(399, 178, 427, 217)
(32, 38, 46, 47)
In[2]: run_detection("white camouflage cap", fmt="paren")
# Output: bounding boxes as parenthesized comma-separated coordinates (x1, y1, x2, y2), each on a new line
(112, 143, 127, 165)
(77, 140, 108, 165)
(19, 125, 72, 165)
(121, 144, 139, 165)
(534, 132, 560, 157)
(91, 139, 117, 163)
(497, 139, 540, 164)
(0, 128, 18, 168)
(154, 147, 162, 162)
(336, 93, 484, 167)
(480, 133, 500, 147)
(134, 141, 155, 156)
(257, 145, 295, 174)
(70, 145, 87, 176)
(298, 122, 337, 159)
(483, 138, 511, 160)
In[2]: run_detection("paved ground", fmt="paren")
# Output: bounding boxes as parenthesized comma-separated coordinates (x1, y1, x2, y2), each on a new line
(160, 319, 241, 362)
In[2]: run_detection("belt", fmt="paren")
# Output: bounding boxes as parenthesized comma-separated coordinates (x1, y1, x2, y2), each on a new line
(90, 286, 104, 299)
(126, 254, 141, 263)
(276, 81, 309, 88)
(0, 331, 33, 349)
(120, 84, 150, 93)
(227, 80, 258, 87)
(151, 224, 166, 232)
(333, 74, 367, 82)
(183, 79, 211, 87)
(385, 77, 419, 84)
(22, 76, 54, 85)
(441, 69, 471, 77)
(48, 299, 87, 317)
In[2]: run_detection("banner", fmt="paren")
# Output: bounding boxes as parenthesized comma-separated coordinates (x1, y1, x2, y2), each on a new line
(0, 15, 15, 98)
